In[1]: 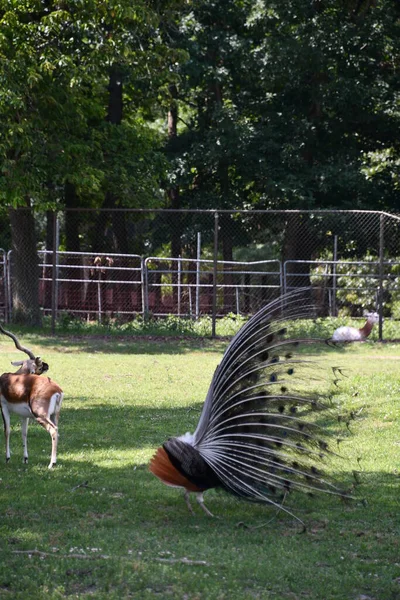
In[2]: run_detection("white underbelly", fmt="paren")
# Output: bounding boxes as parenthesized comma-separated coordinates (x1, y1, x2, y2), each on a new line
(1, 398, 33, 419)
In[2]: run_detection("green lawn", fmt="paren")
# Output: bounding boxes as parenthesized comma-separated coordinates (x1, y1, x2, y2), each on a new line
(0, 335, 399, 600)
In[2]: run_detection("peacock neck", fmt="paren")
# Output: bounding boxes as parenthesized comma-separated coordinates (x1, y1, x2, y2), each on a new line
(359, 320, 374, 338)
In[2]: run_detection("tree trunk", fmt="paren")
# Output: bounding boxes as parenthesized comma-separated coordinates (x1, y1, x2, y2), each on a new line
(93, 65, 128, 254)
(166, 85, 182, 305)
(64, 181, 83, 314)
(65, 181, 81, 252)
(43, 210, 54, 311)
(220, 214, 235, 313)
(283, 214, 328, 315)
(9, 204, 41, 326)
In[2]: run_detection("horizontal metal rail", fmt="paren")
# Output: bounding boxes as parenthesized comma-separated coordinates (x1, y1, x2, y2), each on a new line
(5, 250, 400, 323)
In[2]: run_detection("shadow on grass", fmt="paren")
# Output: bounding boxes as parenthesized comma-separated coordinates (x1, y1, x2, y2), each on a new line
(0, 333, 229, 357)
(4, 403, 203, 459)
(2, 382, 362, 474)
(0, 399, 367, 526)
(2, 449, 397, 531)
(0, 332, 361, 359)
(63, 402, 202, 449)
(0, 458, 398, 600)
(55, 395, 362, 450)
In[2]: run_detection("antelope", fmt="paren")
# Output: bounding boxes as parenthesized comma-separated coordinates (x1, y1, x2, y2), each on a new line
(0, 325, 63, 468)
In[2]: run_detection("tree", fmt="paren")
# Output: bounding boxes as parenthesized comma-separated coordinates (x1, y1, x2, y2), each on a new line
(162, 0, 400, 285)
(9, 205, 41, 325)
(0, 1, 170, 322)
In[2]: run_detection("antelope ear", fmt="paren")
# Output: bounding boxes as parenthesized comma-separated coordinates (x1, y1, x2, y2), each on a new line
(11, 360, 24, 366)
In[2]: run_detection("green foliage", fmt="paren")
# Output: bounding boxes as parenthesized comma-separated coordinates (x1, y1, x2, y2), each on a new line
(19, 311, 400, 340)
(310, 251, 400, 316)
(1, 0, 400, 217)
(165, 0, 400, 213)
(46, 311, 247, 337)
(0, 0, 169, 208)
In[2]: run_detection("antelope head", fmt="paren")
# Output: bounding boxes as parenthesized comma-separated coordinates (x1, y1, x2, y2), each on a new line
(0, 324, 49, 375)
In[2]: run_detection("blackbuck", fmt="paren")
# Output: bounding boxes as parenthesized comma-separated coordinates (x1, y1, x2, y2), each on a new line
(0, 325, 63, 468)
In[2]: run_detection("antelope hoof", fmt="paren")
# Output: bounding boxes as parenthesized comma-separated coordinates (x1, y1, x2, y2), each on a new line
(48, 462, 56, 469)
(6, 457, 10, 463)
(23, 458, 28, 464)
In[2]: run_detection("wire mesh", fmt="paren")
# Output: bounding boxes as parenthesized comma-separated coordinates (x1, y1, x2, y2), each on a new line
(144, 257, 282, 317)
(37, 251, 143, 321)
(3, 208, 400, 331)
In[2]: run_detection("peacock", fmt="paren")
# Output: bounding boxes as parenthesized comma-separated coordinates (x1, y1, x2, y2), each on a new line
(331, 312, 379, 342)
(150, 289, 354, 520)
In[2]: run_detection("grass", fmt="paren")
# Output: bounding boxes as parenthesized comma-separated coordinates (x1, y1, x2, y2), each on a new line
(0, 332, 399, 600)
(12, 311, 400, 341)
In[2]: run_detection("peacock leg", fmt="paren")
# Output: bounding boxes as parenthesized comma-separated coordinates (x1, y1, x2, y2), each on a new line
(195, 492, 214, 517)
(184, 490, 195, 515)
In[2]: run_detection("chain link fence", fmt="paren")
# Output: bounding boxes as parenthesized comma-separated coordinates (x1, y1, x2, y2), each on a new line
(1, 208, 400, 337)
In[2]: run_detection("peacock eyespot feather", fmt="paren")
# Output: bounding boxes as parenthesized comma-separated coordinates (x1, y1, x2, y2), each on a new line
(270, 373, 278, 382)
(287, 368, 294, 375)
(290, 406, 297, 413)
(285, 352, 293, 359)
(278, 327, 287, 335)
(270, 356, 279, 364)
(278, 405, 285, 413)
(281, 385, 287, 393)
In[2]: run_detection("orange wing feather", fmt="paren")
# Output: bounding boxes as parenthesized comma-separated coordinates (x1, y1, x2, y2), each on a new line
(149, 447, 201, 492)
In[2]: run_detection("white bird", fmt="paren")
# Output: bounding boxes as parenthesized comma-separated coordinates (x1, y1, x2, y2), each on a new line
(331, 312, 379, 342)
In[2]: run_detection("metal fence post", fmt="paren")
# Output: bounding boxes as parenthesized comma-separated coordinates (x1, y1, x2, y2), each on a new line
(332, 235, 338, 317)
(195, 231, 201, 320)
(140, 257, 145, 318)
(51, 211, 59, 335)
(212, 212, 219, 338)
(378, 214, 385, 341)
(177, 258, 181, 317)
(143, 258, 149, 321)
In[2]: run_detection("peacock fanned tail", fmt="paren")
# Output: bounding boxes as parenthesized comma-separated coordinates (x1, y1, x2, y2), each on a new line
(150, 289, 355, 517)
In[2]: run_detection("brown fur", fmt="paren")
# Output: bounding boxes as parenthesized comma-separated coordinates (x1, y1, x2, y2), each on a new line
(359, 321, 374, 339)
(0, 373, 62, 406)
